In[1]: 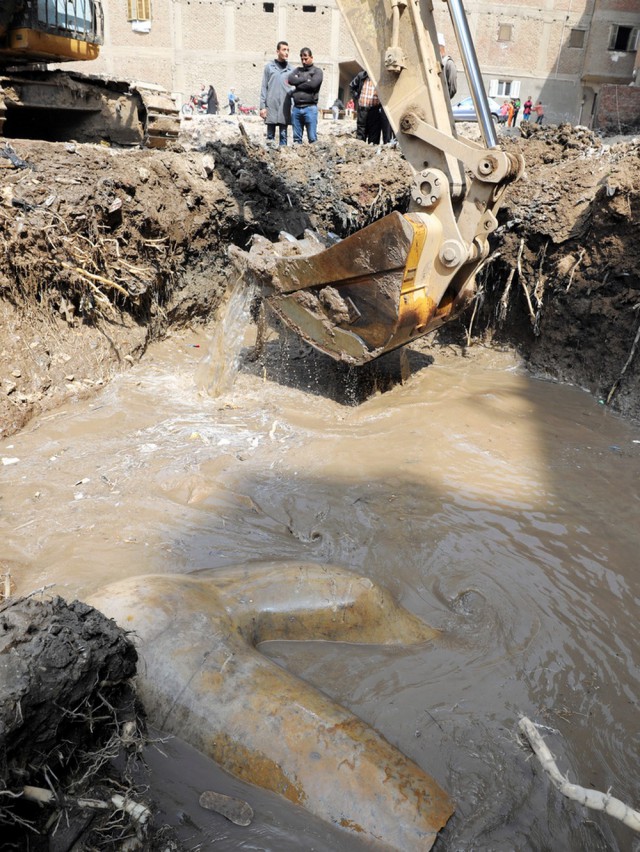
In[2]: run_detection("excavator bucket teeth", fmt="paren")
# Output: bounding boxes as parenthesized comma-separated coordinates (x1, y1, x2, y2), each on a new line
(232, 212, 446, 366)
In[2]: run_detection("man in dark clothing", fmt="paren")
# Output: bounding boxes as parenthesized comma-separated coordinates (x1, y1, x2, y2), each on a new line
(350, 69, 389, 144)
(349, 69, 368, 140)
(288, 47, 323, 143)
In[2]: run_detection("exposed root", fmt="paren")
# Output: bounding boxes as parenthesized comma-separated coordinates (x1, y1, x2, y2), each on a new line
(606, 313, 640, 405)
(564, 248, 586, 292)
(61, 262, 130, 298)
(466, 250, 501, 344)
(532, 241, 548, 335)
(498, 239, 524, 325)
(519, 716, 640, 832)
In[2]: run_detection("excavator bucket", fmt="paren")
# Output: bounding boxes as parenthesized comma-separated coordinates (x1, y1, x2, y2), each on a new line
(232, 211, 463, 366)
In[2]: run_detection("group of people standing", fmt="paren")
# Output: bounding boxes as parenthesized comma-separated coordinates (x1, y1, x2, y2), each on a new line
(259, 41, 323, 145)
(202, 31, 470, 146)
(499, 96, 544, 126)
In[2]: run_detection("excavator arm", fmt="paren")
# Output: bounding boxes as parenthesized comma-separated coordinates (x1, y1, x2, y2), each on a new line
(234, 0, 524, 365)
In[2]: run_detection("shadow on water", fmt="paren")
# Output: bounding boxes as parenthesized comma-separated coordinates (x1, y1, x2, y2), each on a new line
(240, 330, 435, 406)
(185, 324, 640, 851)
(165, 451, 639, 852)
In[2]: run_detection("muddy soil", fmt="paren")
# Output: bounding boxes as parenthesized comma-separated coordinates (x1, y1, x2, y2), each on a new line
(0, 595, 172, 850)
(465, 123, 640, 420)
(1, 119, 637, 438)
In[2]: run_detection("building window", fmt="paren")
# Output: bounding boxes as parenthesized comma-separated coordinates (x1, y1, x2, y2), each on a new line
(127, 0, 151, 21)
(302, 5, 316, 12)
(569, 29, 586, 49)
(263, 2, 274, 10)
(608, 25, 638, 52)
(489, 79, 520, 98)
(498, 24, 512, 42)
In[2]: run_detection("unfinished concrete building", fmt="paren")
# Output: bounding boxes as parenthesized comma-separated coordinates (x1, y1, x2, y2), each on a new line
(438, 0, 639, 128)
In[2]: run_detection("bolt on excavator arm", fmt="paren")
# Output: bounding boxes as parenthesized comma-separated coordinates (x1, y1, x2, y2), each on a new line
(234, 0, 524, 365)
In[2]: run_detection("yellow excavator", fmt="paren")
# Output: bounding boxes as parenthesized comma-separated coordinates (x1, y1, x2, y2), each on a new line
(0, 0, 178, 147)
(235, 0, 524, 365)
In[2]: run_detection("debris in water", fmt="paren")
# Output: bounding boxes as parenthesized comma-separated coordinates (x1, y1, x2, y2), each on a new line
(199, 790, 254, 826)
(518, 716, 640, 833)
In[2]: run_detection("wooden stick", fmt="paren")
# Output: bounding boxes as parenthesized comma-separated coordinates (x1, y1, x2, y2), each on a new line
(519, 716, 640, 832)
(606, 316, 640, 405)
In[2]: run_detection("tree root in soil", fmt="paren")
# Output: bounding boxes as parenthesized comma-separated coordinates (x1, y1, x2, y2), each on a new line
(0, 594, 171, 850)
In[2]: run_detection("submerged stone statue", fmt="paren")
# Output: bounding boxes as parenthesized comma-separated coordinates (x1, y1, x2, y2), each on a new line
(88, 561, 454, 849)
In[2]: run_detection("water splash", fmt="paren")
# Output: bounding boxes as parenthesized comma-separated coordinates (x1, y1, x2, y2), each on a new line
(196, 278, 256, 397)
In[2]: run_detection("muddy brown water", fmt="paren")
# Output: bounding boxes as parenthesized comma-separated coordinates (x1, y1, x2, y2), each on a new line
(2, 298, 640, 850)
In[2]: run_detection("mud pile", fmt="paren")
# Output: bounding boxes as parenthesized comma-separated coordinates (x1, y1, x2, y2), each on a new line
(465, 124, 640, 418)
(0, 123, 410, 437)
(0, 119, 638, 437)
(0, 595, 173, 849)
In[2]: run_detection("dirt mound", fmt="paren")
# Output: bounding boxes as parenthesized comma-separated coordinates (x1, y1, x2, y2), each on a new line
(0, 122, 638, 434)
(456, 124, 640, 418)
(0, 128, 410, 437)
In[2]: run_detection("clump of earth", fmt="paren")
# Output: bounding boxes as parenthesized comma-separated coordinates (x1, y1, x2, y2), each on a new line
(0, 116, 638, 440)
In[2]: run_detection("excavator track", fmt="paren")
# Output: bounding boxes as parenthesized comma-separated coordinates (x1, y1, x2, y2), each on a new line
(0, 69, 179, 148)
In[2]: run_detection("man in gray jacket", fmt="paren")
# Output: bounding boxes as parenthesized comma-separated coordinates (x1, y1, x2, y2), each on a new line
(260, 41, 293, 146)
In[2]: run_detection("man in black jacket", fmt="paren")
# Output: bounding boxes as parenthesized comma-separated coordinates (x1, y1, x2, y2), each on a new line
(288, 47, 323, 143)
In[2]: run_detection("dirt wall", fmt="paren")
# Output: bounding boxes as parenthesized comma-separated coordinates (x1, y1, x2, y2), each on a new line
(1, 120, 639, 435)
(456, 124, 640, 420)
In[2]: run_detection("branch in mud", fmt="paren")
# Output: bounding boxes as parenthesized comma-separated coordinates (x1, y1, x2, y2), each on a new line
(606, 314, 640, 405)
(465, 250, 501, 345)
(518, 716, 640, 832)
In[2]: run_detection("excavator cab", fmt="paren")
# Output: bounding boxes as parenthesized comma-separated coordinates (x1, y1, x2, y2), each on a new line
(0, 1, 178, 147)
(0, 0, 104, 63)
(233, 0, 523, 365)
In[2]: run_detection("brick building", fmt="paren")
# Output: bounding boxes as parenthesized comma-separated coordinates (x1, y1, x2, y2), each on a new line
(75, 0, 639, 128)
(86, 0, 360, 112)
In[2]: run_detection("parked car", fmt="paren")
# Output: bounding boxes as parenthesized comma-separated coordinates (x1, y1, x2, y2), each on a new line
(452, 96, 502, 123)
